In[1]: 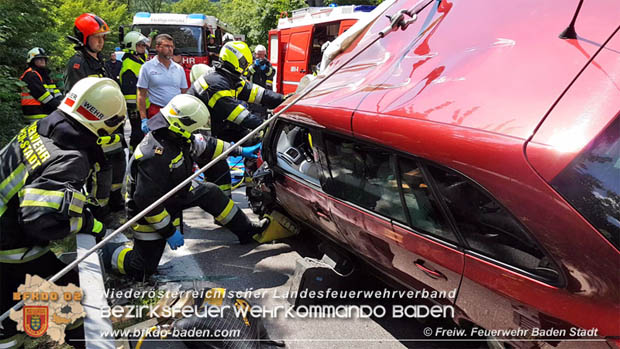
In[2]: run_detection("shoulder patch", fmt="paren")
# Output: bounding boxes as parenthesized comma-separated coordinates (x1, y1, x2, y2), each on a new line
(73, 63, 80, 70)
(154, 146, 164, 155)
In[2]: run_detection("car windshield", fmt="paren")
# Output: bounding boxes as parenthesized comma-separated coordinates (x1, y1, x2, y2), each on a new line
(551, 116, 620, 251)
(133, 25, 203, 55)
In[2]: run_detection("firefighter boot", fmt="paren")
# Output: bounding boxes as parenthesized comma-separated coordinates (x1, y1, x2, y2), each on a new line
(253, 210, 300, 243)
(223, 210, 269, 244)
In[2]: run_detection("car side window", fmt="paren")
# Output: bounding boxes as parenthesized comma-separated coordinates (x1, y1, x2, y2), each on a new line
(324, 135, 406, 222)
(274, 123, 321, 185)
(397, 158, 458, 244)
(428, 165, 559, 280)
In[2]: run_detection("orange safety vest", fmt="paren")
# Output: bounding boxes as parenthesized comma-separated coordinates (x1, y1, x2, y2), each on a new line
(19, 68, 62, 122)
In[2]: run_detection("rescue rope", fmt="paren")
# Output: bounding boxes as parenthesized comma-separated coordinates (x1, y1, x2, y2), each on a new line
(0, 0, 432, 323)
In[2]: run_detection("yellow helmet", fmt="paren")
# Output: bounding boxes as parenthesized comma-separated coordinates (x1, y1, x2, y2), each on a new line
(59, 77, 126, 137)
(219, 41, 253, 74)
(161, 95, 210, 138)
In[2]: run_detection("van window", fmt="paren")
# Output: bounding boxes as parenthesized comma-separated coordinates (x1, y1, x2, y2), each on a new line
(274, 123, 320, 185)
(325, 136, 406, 222)
(428, 165, 558, 280)
(397, 158, 457, 243)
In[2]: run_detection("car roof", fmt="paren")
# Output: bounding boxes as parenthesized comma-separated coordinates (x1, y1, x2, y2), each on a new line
(291, 0, 619, 141)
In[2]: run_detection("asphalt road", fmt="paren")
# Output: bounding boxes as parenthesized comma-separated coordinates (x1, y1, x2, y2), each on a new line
(146, 188, 487, 349)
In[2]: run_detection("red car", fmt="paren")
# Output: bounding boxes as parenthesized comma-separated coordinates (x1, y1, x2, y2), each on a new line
(258, 0, 620, 347)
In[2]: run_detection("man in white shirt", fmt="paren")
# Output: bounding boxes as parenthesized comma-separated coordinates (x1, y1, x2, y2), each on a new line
(137, 33, 188, 132)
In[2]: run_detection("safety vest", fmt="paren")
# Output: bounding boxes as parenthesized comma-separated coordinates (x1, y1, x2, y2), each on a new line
(119, 55, 150, 108)
(19, 68, 61, 122)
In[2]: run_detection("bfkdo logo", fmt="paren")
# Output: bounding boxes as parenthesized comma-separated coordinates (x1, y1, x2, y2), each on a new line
(23, 306, 48, 337)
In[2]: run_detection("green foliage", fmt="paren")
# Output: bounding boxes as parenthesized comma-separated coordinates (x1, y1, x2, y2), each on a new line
(0, 0, 57, 147)
(0, 0, 383, 148)
(51, 0, 130, 70)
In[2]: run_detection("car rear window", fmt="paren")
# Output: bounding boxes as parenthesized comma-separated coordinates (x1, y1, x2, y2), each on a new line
(551, 116, 620, 251)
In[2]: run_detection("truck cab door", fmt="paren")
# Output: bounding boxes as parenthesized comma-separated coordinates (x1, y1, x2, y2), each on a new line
(268, 29, 282, 93)
(282, 24, 313, 94)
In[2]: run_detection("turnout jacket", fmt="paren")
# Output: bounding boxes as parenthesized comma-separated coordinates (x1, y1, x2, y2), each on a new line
(125, 113, 193, 240)
(247, 59, 275, 90)
(0, 111, 103, 254)
(126, 113, 243, 240)
(19, 66, 63, 122)
(186, 66, 284, 140)
(120, 53, 149, 109)
(64, 49, 108, 93)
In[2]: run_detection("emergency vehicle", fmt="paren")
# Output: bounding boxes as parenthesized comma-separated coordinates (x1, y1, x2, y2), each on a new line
(126, 12, 233, 79)
(268, 5, 374, 94)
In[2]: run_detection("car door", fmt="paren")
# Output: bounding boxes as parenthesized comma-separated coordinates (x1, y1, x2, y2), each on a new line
(269, 120, 346, 245)
(322, 133, 463, 304)
(424, 164, 583, 339)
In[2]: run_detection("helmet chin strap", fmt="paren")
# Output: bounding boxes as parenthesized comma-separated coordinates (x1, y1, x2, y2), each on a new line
(168, 124, 192, 141)
(96, 134, 122, 146)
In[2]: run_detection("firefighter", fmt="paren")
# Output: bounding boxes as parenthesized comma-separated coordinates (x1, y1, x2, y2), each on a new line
(246, 44, 275, 121)
(19, 48, 63, 124)
(120, 31, 150, 151)
(104, 94, 267, 281)
(247, 45, 275, 90)
(65, 13, 126, 220)
(64, 13, 110, 92)
(0, 77, 126, 349)
(186, 41, 284, 196)
(206, 34, 219, 65)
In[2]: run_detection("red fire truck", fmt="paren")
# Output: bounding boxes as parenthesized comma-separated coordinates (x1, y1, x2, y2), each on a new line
(128, 12, 234, 81)
(268, 5, 375, 94)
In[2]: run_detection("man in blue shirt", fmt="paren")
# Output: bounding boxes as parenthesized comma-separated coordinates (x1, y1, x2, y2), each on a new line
(136, 33, 188, 132)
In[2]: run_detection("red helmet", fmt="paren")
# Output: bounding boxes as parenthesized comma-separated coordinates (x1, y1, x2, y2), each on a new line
(74, 13, 110, 45)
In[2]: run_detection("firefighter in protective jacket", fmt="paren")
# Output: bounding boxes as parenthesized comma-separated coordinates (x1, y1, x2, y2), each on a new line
(64, 13, 110, 93)
(186, 41, 284, 196)
(105, 94, 266, 281)
(65, 13, 126, 218)
(19, 48, 63, 123)
(187, 41, 284, 142)
(0, 77, 126, 349)
(247, 45, 275, 90)
(120, 31, 150, 151)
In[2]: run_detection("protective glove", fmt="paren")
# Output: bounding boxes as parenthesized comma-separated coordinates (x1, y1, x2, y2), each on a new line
(240, 142, 261, 159)
(166, 229, 184, 250)
(141, 118, 149, 134)
(190, 133, 207, 158)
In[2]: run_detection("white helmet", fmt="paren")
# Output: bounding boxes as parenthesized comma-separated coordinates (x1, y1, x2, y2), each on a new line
(254, 44, 266, 54)
(222, 33, 235, 44)
(59, 77, 127, 137)
(161, 95, 210, 137)
(123, 31, 150, 52)
(27, 47, 48, 64)
(189, 64, 214, 84)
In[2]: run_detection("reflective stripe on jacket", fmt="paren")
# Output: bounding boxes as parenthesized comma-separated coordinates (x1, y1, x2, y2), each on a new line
(120, 54, 150, 108)
(0, 113, 100, 254)
(19, 68, 62, 122)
